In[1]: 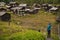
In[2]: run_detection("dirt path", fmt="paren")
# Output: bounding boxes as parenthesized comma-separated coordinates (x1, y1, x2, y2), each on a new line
(46, 38, 53, 40)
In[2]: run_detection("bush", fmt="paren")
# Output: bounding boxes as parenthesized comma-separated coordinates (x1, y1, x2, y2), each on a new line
(9, 30, 46, 40)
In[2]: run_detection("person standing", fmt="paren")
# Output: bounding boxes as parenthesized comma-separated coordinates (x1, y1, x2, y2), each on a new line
(47, 23, 52, 38)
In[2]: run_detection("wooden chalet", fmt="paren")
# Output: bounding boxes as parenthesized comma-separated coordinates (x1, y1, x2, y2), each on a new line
(11, 7, 23, 14)
(49, 7, 59, 12)
(56, 16, 60, 23)
(0, 2, 5, 7)
(9, 2, 19, 7)
(0, 11, 11, 21)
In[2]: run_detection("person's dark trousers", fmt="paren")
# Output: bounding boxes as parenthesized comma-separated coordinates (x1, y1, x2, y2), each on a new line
(47, 30, 51, 38)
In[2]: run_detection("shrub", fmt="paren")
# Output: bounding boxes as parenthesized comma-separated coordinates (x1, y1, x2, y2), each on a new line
(9, 30, 46, 40)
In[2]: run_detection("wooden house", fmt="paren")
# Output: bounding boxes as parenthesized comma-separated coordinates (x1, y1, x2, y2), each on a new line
(0, 2, 5, 7)
(9, 2, 19, 7)
(56, 16, 60, 23)
(19, 4, 27, 7)
(33, 3, 41, 8)
(6, 5, 13, 11)
(41, 4, 48, 8)
(11, 4, 39, 15)
(49, 7, 59, 12)
(42, 4, 52, 11)
(6, 5, 11, 9)
(11, 7, 23, 14)
(19, 4, 28, 10)
(33, 4, 41, 10)
(0, 7, 7, 11)
(25, 8, 38, 14)
(0, 11, 11, 21)
(24, 4, 41, 14)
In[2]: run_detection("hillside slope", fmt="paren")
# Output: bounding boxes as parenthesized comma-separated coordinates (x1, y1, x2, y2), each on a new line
(0, 10, 57, 40)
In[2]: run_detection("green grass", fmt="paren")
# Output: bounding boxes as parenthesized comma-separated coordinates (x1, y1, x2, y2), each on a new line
(0, 19, 25, 40)
(12, 10, 56, 27)
(11, 10, 56, 33)
(0, 10, 59, 40)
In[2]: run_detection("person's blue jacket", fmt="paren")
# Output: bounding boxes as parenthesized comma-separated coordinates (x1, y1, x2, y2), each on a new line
(47, 23, 51, 31)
